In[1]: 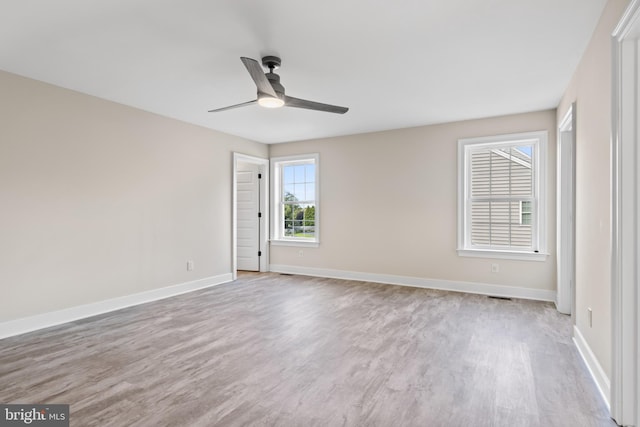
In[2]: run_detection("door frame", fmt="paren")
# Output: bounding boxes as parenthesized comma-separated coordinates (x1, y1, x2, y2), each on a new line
(556, 103, 576, 316)
(611, 0, 640, 424)
(232, 153, 269, 280)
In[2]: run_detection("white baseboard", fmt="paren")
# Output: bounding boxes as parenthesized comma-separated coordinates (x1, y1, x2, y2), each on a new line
(0, 273, 233, 340)
(573, 325, 611, 409)
(269, 264, 556, 302)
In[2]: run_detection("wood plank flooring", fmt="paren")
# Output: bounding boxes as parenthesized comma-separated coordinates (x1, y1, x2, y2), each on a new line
(0, 273, 614, 426)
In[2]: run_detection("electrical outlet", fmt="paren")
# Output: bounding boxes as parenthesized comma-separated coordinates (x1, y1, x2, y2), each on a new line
(491, 263, 499, 273)
(298, 250, 304, 257)
(588, 307, 593, 327)
(187, 260, 194, 271)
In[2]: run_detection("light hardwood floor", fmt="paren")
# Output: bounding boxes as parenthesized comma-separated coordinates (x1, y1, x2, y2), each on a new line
(0, 273, 614, 426)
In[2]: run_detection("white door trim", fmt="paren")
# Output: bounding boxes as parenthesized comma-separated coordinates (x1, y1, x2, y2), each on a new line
(232, 153, 269, 280)
(556, 103, 576, 316)
(611, 1, 640, 424)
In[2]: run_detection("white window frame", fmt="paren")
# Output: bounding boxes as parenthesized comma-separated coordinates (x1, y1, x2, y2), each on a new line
(457, 131, 548, 261)
(271, 153, 320, 247)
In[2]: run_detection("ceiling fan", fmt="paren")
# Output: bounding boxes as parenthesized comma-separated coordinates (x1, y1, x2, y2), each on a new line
(208, 56, 349, 114)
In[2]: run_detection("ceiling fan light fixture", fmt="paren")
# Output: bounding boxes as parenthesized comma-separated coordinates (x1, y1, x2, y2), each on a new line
(257, 95, 284, 108)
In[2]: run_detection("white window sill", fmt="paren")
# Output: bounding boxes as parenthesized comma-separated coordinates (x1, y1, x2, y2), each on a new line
(271, 239, 319, 248)
(457, 248, 548, 261)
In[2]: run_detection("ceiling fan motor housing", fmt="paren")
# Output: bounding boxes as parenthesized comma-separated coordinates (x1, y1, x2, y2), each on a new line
(266, 72, 285, 98)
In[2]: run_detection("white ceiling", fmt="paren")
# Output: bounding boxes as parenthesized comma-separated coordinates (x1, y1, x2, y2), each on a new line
(0, 0, 606, 144)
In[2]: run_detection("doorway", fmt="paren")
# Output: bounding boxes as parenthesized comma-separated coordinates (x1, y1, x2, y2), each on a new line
(556, 104, 576, 316)
(232, 153, 269, 279)
(611, 0, 640, 424)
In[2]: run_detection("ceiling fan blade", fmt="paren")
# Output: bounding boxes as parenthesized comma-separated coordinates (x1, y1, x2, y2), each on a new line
(240, 57, 278, 98)
(208, 99, 257, 113)
(284, 96, 349, 114)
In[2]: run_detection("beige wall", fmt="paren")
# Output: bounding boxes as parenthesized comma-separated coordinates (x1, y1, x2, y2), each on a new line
(269, 110, 557, 292)
(0, 70, 267, 322)
(557, 0, 630, 380)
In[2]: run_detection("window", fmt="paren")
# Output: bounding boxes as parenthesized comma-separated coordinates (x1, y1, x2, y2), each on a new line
(271, 154, 319, 246)
(457, 131, 547, 260)
(520, 200, 532, 225)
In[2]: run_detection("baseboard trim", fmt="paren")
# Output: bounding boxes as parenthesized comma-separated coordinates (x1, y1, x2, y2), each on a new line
(0, 273, 233, 340)
(268, 264, 555, 302)
(573, 325, 611, 409)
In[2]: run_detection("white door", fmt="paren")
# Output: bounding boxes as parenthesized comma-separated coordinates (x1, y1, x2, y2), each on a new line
(236, 161, 261, 271)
